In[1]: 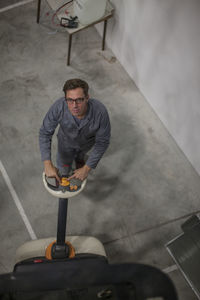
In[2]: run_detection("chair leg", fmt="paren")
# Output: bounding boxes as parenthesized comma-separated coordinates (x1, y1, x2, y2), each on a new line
(102, 20, 107, 50)
(37, 0, 42, 23)
(67, 34, 72, 66)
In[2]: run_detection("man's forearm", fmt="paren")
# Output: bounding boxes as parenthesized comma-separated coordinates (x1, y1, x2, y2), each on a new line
(43, 160, 60, 182)
(39, 130, 52, 161)
(44, 160, 53, 173)
(84, 164, 91, 173)
(86, 140, 110, 169)
(44, 160, 53, 167)
(39, 99, 60, 162)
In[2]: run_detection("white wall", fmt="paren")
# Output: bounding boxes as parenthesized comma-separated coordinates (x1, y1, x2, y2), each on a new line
(97, 0, 200, 175)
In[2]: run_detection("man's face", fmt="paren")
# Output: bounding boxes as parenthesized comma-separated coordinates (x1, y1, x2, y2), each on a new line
(66, 88, 88, 119)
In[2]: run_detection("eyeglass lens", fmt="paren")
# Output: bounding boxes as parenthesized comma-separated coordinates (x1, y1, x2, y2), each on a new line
(66, 98, 85, 104)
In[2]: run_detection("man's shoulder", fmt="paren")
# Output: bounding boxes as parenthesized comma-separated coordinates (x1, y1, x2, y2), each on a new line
(49, 97, 66, 113)
(89, 98, 108, 113)
(53, 97, 65, 107)
(45, 97, 68, 121)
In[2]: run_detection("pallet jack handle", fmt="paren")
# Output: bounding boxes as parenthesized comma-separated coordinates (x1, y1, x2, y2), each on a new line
(57, 198, 68, 245)
(51, 198, 71, 259)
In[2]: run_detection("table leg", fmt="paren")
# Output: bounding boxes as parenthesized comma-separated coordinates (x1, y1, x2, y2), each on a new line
(67, 34, 72, 66)
(102, 19, 107, 51)
(37, 0, 41, 24)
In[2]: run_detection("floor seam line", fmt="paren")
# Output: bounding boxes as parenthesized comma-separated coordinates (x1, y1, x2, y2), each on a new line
(103, 210, 200, 245)
(0, 159, 37, 240)
(0, 0, 35, 14)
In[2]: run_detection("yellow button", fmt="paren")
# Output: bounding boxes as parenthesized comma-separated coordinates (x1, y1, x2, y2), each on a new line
(61, 178, 70, 186)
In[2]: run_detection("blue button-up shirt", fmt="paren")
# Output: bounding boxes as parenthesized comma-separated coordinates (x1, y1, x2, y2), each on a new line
(39, 97, 111, 169)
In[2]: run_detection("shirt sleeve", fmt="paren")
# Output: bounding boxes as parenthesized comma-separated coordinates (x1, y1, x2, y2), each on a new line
(86, 109, 111, 169)
(39, 100, 61, 161)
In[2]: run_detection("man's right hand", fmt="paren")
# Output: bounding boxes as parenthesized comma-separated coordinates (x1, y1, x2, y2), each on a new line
(44, 160, 61, 183)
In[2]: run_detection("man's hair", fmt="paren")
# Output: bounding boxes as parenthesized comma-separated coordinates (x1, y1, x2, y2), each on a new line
(63, 79, 89, 96)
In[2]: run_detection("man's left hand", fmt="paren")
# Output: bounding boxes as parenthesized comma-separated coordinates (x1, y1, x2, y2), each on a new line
(67, 165, 91, 181)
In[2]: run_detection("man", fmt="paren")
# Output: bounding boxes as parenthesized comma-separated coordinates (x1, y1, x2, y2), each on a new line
(39, 78, 111, 182)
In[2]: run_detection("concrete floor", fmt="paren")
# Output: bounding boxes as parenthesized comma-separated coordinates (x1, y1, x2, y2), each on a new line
(0, 1, 200, 299)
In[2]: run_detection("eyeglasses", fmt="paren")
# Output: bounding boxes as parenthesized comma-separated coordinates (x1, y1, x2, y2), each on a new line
(66, 97, 85, 104)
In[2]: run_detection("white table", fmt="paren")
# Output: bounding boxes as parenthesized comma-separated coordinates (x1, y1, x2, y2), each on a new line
(36, 0, 114, 65)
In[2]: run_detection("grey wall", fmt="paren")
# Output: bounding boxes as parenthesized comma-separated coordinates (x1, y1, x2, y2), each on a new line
(97, 0, 200, 175)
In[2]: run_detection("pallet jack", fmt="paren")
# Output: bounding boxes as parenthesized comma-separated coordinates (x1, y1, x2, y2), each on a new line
(0, 173, 178, 299)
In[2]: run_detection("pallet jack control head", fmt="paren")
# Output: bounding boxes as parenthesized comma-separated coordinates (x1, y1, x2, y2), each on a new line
(42, 172, 87, 198)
